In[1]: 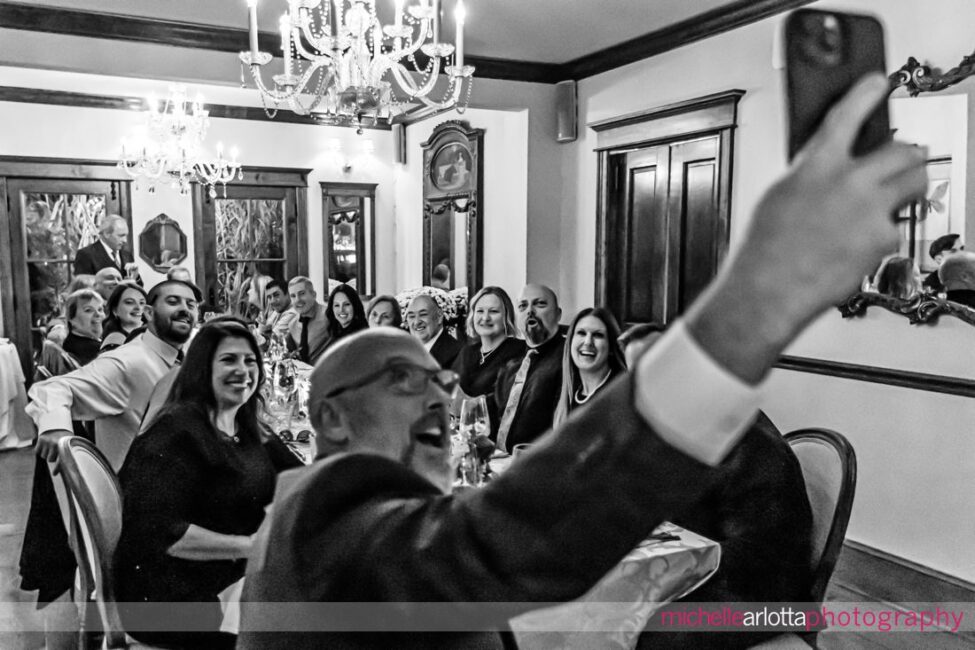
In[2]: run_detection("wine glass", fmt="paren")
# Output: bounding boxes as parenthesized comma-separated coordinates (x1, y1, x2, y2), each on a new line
(458, 396, 490, 486)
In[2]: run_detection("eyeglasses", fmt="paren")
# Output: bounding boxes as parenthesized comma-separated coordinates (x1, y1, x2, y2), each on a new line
(325, 362, 459, 399)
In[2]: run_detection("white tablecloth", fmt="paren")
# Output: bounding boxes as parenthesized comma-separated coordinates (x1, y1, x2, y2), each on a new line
(0, 341, 34, 450)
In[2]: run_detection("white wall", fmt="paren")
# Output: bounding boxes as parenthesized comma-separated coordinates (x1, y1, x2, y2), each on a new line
(0, 66, 395, 294)
(557, 0, 975, 582)
(394, 107, 529, 301)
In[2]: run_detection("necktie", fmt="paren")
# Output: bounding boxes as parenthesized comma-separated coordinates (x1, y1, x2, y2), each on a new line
(299, 316, 311, 363)
(496, 348, 537, 453)
(175, 348, 184, 365)
(114, 251, 122, 270)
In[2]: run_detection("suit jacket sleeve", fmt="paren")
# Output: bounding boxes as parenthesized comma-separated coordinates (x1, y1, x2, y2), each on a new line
(285, 373, 722, 621)
(73, 244, 101, 275)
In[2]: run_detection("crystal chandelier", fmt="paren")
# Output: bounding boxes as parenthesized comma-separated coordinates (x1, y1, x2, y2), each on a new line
(240, 0, 474, 133)
(118, 85, 243, 198)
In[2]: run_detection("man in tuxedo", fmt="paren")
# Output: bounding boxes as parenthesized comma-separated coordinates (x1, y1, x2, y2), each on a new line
(237, 74, 928, 649)
(74, 215, 138, 282)
(406, 294, 462, 368)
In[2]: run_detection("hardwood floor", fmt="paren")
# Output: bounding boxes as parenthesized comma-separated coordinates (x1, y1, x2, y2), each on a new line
(1, 445, 972, 649)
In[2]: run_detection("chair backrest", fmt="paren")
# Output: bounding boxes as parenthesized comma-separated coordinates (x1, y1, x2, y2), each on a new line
(784, 428, 857, 603)
(57, 435, 128, 648)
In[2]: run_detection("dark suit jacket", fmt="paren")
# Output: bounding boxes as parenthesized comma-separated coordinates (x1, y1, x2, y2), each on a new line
(429, 330, 463, 368)
(493, 334, 564, 449)
(74, 240, 134, 276)
(946, 288, 975, 308)
(638, 411, 814, 650)
(239, 373, 731, 650)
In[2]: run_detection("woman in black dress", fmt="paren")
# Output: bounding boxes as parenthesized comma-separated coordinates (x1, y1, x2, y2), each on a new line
(552, 307, 626, 428)
(100, 281, 147, 351)
(115, 319, 297, 649)
(451, 286, 525, 436)
(324, 283, 368, 348)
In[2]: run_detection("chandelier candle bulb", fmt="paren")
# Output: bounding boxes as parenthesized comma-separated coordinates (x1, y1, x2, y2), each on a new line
(247, 0, 260, 58)
(331, 0, 340, 38)
(454, 1, 464, 68)
(432, 0, 440, 44)
(280, 14, 292, 71)
(394, 0, 404, 27)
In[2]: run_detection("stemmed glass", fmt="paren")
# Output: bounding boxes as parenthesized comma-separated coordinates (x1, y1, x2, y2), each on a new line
(456, 396, 490, 486)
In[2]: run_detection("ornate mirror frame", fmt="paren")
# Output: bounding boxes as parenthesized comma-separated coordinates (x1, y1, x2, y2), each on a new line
(420, 120, 485, 296)
(840, 48, 975, 326)
(139, 212, 187, 272)
(321, 181, 377, 296)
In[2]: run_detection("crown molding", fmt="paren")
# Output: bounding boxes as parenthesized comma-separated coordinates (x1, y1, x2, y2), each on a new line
(0, 0, 811, 84)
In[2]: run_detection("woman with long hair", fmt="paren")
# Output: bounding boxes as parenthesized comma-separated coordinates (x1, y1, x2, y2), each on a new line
(876, 256, 922, 301)
(325, 283, 368, 345)
(552, 307, 626, 428)
(366, 294, 403, 328)
(451, 286, 526, 436)
(115, 319, 292, 649)
(100, 281, 147, 351)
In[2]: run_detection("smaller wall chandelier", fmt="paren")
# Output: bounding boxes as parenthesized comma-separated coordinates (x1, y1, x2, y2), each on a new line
(240, 0, 474, 133)
(119, 85, 243, 198)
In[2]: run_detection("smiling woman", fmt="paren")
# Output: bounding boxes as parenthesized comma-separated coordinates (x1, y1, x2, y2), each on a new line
(114, 319, 301, 649)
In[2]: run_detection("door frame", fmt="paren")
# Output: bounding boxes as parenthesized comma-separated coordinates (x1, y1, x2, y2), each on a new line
(0, 156, 132, 378)
(590, 90, 744, 314)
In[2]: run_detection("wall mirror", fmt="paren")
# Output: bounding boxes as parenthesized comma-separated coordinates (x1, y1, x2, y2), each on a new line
(843, 47, 975, 326)
(139, 212, 187, 271)
(321, 181, 376, 296)
(421, 120, 484, 298)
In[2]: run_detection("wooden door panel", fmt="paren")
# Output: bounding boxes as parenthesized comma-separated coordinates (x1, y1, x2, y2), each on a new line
(625, 156, 669, 323)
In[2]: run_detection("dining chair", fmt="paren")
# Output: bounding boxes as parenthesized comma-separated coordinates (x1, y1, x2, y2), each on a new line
(57, 435, 161, 649)
(784, 428, 858, 604)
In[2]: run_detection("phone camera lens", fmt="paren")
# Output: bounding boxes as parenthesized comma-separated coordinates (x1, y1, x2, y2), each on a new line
(799, 13, 843, 65)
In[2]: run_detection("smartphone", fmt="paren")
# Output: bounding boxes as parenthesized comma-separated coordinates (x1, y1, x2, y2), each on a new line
(784, 9, 889, 160)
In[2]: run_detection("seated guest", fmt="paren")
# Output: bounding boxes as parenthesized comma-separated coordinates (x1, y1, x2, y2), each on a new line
(922, 233, 963, 293)
(939, 251, 975, 308)
(286, 276, 330, 365)
(406, 294, 462, 368)
(618, 322, 665, 368)
(325, 283, 368, 348)
(493, 284, 564, 452)
(100, 282, 147, 352)
(238, 75, 927, 649)
(258, 279, 298, 341)
(58, 289, 105, 367)
(93, 266, 122, 301)
(44, 275, 97, 346)
(167, 265, 194, 283)
(875, 256, 921, 301)
(451, 286, 526, 436)
(552, 307, 625, 428)
(366, 294, 403, 328)
(115, 319, 298, 650)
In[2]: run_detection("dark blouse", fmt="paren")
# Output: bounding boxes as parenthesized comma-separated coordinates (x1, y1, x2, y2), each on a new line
(566, 366, 625, 415)
(451, 337, 526, 437)
(62, 331, 101, 366)
(115, 404, 284, 631)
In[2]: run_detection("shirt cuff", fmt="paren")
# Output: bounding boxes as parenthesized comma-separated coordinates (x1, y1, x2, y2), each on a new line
(24, 400, 73, 436)
(635, 320, 763, 466)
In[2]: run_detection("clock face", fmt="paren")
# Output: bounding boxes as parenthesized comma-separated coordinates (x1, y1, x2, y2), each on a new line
(332, 195, 360, 210)
(430, 142, 473, 192)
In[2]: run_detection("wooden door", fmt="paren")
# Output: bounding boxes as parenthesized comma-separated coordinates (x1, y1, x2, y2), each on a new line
(603, 134, 726, 326)
(3, 177, 129, 376)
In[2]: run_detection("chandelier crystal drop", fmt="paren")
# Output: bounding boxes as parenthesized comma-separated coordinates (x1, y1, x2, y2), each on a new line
(118, 85, 243, 198)
(240, 0, 474, 133)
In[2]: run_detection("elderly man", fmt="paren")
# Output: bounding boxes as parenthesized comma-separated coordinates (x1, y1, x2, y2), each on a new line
(27, 279, 200, 470)
(405, 294, 462, 368)
(166, 265, 194, 283)
(492, 284, 564, 451)
(238, 75, 926, 649)
(74, 214, 140, 284)
(287, 276, 330, 365)
(259, 279, 299, 340)
(922, 233, 964, 293)
(93, 266, 123, 301)
(939, 251, 975, 308)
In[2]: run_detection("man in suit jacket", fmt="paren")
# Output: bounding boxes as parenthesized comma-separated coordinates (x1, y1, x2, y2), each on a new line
(406, 294, 462, 368)
(74, 214, 141, 284)
(237, 76, 927, 649)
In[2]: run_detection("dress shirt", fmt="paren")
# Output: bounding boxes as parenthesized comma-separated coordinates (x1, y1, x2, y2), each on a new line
(26, 330, 183, 470)
(286, 303, 330, 365)
(101, 239, 121, 269)
(264, 306, 298, 339)
(422, 327, 444, 352)
(493, 333, 565, 449)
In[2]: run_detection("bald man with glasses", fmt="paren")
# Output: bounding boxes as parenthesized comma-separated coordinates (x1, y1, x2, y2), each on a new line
(239, 75, 929, 649)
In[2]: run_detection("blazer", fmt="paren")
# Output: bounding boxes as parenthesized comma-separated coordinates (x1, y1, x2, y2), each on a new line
(74, 239, 134, 276)
(428, 329, 463, 369)
(239, 372, 731, 650)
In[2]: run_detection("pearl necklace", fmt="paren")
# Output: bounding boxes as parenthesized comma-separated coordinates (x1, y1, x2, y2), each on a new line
(479, 340, 503, 365)
(574, 370, 612, 405)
